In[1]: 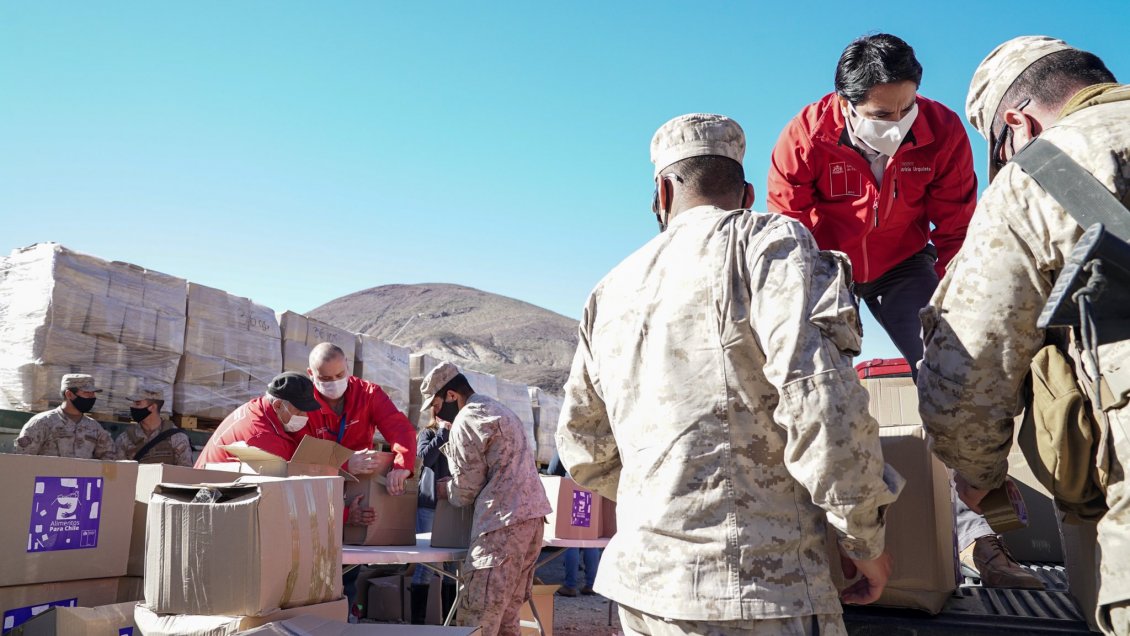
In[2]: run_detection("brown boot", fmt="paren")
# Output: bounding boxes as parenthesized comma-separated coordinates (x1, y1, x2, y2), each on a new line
(960, 535, 1045, 590)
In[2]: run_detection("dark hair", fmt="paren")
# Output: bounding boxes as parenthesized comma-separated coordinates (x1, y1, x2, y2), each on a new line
(834, 34, 923, 105)
(668, 156, 745, 200)
(151, 399, 166, 412)
(440, 373, 474, 398)
(992, 49, 1116, 135)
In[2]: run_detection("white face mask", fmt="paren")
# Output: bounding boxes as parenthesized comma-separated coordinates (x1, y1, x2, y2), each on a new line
(846, 102, 919, 157)
(315, 377, 349, 400)
(282, 412, 308, 433)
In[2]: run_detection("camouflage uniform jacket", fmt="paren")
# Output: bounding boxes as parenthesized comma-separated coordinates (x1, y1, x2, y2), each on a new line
(441, 393, 552, 569)
(919, 95, 1130, 492)
(14, 406, 118, 459)
(556, 206, 903, 621)
(114, 418, 193, 466)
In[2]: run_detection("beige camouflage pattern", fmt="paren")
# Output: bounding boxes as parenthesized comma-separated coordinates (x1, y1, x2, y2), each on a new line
(965, 36, 1070, 141)
(651, 113, 746, 177)
(114, 418, 192, 466)
(61, 373, 102, 393)
(556, 205, 903, 622)
(456, 517, 543, 636)
(618, 605, 848, 636)
(441, 393, 552, 569)
(14, 406, 118, 459)
(918, 97, 1130, 614)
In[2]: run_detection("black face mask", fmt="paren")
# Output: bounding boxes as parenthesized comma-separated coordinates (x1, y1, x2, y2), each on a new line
(437, 398, 460, 424)
(130, 406, 153, 423)
(71, 395, 96, 414)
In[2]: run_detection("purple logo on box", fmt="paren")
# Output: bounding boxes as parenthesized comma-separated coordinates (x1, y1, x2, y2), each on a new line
(26, 477, 103, 553)
(571, 490, 592, 528)
(119, 628, 134, 636)
(2, 598, 77, 633)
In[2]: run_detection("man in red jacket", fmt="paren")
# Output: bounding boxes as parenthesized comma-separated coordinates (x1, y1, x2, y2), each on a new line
(195, 371, 321, 467)
(303, 342, 417, 496)
(768, 34, 1041, 590)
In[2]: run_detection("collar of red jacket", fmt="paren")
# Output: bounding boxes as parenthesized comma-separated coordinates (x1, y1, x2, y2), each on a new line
(811, 92, 936, 151)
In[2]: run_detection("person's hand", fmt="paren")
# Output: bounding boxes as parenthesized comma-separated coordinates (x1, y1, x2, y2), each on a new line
(385, 468, 411, 496)
(348, 450, 381, 476)
(346, 495, 377, 526)
(954, 472, 991, 514)
(839, 548, 893, 605)
(435, 476, 453, 500)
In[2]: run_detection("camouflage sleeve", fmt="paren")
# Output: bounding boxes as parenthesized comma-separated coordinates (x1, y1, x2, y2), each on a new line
(441, 416, 489, 508)
(113, 433, 130, 460)
(173, 431, 194, 467)
(93, 428, 119, 460)
(13, 414, 47, 455)
(919, 189, 1052, 490)
(749, 219, 903, 560)
(555, 293, 621, 501)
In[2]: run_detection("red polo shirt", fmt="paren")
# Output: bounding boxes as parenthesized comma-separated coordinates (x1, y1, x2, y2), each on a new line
(194, 396, 302, 468)
(302, 376, 417, 471)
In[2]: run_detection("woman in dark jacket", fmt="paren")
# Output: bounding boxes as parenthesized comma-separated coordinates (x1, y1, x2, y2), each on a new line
(409, 413, 454, 623)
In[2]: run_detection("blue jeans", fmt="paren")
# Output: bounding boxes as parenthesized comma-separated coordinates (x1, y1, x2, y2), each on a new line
(563, 548, 600, 589)
(413, 507, 436, 586)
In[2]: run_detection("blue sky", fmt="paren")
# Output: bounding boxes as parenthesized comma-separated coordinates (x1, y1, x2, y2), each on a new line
(2, 2, 1128, 360)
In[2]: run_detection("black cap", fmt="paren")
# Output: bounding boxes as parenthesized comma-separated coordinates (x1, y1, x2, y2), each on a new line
(266, 372, 321, 412)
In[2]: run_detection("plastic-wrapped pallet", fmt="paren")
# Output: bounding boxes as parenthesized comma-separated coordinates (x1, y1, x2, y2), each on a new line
(174, 283, 281, 421)
(0, 243, 185, 418)
(497, 378, 535, 457)
(279, 311, 356, 375)
(529, 387, 562, 466)
(355, 335, 410, 414)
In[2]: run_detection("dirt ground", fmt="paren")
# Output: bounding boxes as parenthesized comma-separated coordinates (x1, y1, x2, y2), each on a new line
(534, 548, 623, 635)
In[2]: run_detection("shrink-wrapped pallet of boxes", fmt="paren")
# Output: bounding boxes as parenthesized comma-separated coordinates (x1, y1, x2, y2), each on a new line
(0, 243, 185, 420)
(529, 387, 562, 466)
(174, 283, 281, 422)
(354, 335, 410, 415)
(279, 311, 356, 375)
(496, 378, 535, 456)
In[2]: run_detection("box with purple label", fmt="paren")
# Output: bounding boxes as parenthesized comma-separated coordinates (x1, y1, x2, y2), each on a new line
(27, 477, 104, 553)
(540, 475, 601, 541)
(1, 455, 137, 587)
(2, 597, 77, 632)
(570, 490, 592, 528)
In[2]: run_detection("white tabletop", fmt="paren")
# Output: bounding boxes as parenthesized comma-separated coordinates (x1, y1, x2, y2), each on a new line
(542, 536, 611, 549)
(342, 533, 467, 565)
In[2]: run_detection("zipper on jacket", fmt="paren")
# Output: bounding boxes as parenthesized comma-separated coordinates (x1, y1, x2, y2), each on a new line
(893, 177, 898, 200)
(872, 201, 879, 227)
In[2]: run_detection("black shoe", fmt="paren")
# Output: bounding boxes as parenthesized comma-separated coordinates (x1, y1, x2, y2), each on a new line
(580, 586, 596, 596)
(409, 584, 430, 625)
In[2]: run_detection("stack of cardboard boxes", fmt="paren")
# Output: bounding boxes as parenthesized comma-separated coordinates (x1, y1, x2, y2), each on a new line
(528, 388, 562, 466)
(495, 379, 535, 460)
(175, 283, 282, 421)
(354, 336, 411, 417)
(0, 455, 143, 634)
(0, 243, 186, 419)
(279, 312, 357, 376)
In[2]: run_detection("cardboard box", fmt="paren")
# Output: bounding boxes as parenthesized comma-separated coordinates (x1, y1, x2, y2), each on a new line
(600, 497, 616, 538)
(529, 388, 561, 466)
(143, 475, 344, 617)
(0, 578, 124, 634)
(0, 455, 138, 587)
(826, 425, 956, 614)
(860, 377, 922, 427)
(354, 336, 411, 416)
(116, 578, 143, 604)
(132, 598, 347, 636)
(540, 476, 601, 541)
(210, 436, 355, 479)
(241, 615, 480, 635)
(343, 453, 418, 546)
(127, 465, 236, 577)
(430, 499, 475, 549)
(518, 585, 557, 635)
(11, 601, 137, 636)
(1061, 517, 1100, 633)
(361, 572, 442, 625)
(1002, 449, 1065, 562)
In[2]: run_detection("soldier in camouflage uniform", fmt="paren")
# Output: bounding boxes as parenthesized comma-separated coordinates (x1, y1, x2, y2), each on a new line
(114, 385, 192, 466)
(14, 374, 118, 459)
(420, 362, 552, 636)
(556, 113, 904, 635)
(919, 36, 1130, 635)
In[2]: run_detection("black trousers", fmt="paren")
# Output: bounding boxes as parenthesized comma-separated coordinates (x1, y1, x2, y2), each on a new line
(853, 246, 939, 382)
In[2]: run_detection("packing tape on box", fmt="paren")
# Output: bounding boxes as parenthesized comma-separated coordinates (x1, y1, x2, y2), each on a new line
(281, 486, 302, 608)
(982, 480, 1029, 533)
(309, 479, 340, 603)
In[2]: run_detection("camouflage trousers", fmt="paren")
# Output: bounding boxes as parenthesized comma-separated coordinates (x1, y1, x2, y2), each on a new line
(456, 517, 543, 636)
(618, 605, 847, 636)
(1098, 409, 1130, 635)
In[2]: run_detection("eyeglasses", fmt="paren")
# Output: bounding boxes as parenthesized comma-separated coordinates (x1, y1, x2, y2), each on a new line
(990, 98, 1032, 171)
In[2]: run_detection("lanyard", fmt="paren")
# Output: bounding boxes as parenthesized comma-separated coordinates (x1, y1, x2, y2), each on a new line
(336, 412, 347, 444)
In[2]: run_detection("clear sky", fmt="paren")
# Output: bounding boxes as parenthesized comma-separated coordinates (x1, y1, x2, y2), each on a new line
(3, 2, 1128, 360)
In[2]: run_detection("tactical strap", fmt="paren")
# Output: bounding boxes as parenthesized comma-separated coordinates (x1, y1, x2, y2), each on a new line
(1011, 138, 1130, 240)
(133, 426, 188, 461)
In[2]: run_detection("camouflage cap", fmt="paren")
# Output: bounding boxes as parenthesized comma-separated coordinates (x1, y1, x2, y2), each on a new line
(61, 373, 102, 393)
(420, 361, 460, 411)
(128, 384, 165, 403)
(966, 36, 1071, 180)
(650, 113, 745, 177)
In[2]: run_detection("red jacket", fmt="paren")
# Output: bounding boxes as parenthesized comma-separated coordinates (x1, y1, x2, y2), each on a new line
(767, 93, 976, 283)
(302, 376, 417, 472)
(194, 396, 300, 468)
